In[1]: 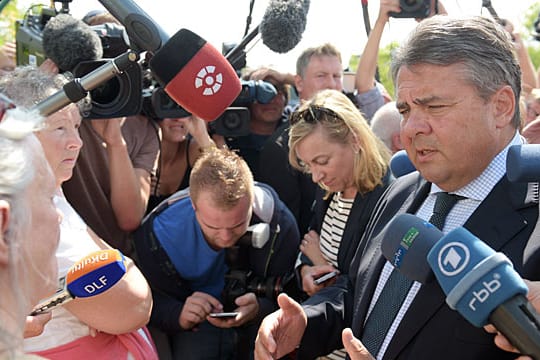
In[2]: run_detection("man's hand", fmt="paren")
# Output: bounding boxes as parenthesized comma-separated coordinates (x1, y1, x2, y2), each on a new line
(179, 291, 222, 330)
(342, 328, 375, 360)
(207, 292, 259, 328)
(90, 117, 126, 148)
(254, 293, 307, 360)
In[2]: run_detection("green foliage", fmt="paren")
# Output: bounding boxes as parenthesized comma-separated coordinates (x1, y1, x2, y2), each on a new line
(377, 41, 399, 99)
(0, 0, 27, 44)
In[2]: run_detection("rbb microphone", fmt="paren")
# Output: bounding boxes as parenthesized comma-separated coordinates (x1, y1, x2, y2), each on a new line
(381, 213, 441, 284)
(149, 29, 242, 121)
(30, 249, 127, 316)
(506, 144, 540, 182)
(260, 0, 310, 53)
(390, 149, 416, 177)
(427, 227, 540, 359)
(42, 14, 103, 73)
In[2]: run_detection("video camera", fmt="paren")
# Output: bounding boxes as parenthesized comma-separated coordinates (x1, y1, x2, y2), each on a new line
(143, 79, 277, 138)
(390, 0, 432, 19)
(14, 0, 152, 119)
(221, 224, 302, 311)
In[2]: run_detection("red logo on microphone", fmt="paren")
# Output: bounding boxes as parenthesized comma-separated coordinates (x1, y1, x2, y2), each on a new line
(195, 65, 223, 95)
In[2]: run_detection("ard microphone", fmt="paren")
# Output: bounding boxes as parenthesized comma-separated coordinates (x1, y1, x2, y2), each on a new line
(390, 150, 416, 177)
(381, 213, 441, 284)
(427, 227, 540, 359)
(506, 144, 540, 182)
(149, 29, 242, 121)
(30, 249, 127, 316)
(260, 0, 310, 53)
(42, 14, 103, 73)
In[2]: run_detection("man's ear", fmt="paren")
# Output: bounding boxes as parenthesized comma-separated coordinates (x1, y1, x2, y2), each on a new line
(0, 200, 11, 266)
(493, 85, 516, 129)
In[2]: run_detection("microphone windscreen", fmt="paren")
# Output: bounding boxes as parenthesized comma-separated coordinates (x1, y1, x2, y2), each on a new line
(427, 227, 528, 326)
(42, 14, 103, 72)
(506, 144, 540, 182)
(66, 249, 126, 298)
(260, 0, 308, 53)
(390, 150, 416, 177)
(381, 213, 442, 284)
(149, 29, 241, 121)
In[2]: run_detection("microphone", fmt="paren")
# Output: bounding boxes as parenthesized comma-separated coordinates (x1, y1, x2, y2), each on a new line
(390, 149, 416, 177)
(30, 249, 127, 316)
(381, 213, 440, 284)
(259, 0, 310, 53)
(98, 0, 169, 53)
(42, 14, 103, 73)
(149, 29, 242, 121)
(427, 227, 540, 358)
(506, 144, 540, 182)
(236, 80, 278, 105)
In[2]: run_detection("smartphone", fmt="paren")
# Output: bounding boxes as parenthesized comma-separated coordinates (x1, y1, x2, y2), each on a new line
(209, 312, 239, 318)
(314, 270, 339, 285)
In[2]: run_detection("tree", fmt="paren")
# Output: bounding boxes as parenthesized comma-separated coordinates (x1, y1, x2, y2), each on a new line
(0, 0, 26, 46)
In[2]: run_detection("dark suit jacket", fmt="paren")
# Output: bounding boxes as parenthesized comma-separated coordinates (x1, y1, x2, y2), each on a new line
(297, 171, 540, 360)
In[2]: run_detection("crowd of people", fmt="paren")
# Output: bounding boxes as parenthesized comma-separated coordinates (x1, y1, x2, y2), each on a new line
(2, 0, 540, 359)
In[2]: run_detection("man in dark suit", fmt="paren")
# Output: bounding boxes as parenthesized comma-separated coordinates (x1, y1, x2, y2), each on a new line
(254, 15, 540, 360)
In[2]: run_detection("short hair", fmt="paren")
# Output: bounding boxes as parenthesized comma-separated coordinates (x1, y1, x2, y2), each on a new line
(0, 66, 91, 116)
(296, 43, 342, 78)
(289, 89, 391, 197)
(189, 147, 254, 210)
(370, 101, 401, 151)
(391, 15, 522, 128)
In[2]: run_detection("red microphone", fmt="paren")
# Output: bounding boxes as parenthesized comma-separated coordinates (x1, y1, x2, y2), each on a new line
(149, 29, 242, 121)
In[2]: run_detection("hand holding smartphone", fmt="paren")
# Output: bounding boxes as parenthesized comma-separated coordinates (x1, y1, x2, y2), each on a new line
(209, 312, 239, 318)
(313, 270, 339, 285)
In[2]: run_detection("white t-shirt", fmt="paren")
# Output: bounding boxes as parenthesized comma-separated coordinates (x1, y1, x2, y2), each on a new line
(24, 190, 100, 352)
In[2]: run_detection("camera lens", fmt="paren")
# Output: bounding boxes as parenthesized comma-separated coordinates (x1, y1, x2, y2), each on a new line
(401, 0, 423, 11)
(223, 112, 243, 131)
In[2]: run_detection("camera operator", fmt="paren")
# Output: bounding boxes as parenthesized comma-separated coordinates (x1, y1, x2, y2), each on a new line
(132, 147, 300, 360)
(220, 66, 293, 180)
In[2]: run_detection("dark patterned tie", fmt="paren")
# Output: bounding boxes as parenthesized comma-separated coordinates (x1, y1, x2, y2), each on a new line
(361, 192, 463, 356)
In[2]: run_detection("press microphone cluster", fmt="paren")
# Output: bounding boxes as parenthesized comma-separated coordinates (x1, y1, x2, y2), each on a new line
(381, 214, 540, 358)
(30, 249, 127, 316)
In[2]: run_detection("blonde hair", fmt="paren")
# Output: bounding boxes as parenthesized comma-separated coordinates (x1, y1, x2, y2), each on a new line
(189, 147, 254, 210)
(289, 89, 391, 197)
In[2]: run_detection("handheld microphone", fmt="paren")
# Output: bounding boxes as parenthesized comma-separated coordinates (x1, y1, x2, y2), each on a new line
(149, 29, 242, 121)
(31, 50, 139, 117)
(390, 150, 416, 178)
(30, 249, 127, 316)
(381, 213, 441, 284)
(427, 227, 540, 358)
(259, 0, 310, 53)
(98, 0, 169, 53)
(42, 14, 103, 73)
(506, 144, 540, 182)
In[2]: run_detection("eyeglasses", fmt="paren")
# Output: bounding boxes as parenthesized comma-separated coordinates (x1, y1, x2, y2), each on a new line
(290, 104, 343, 125)
(0, 93, 16, 123)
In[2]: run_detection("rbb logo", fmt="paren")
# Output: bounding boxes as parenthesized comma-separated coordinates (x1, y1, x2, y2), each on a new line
(195, 65, 223, 96)
(468, 273, 502, 311)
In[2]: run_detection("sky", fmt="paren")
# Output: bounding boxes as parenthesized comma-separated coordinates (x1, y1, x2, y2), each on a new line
(15, 0, 540, 73)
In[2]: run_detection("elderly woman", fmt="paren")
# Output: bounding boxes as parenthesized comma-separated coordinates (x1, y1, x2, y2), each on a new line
(0, 67, 157, 359)
(0, 95, 60, 358)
